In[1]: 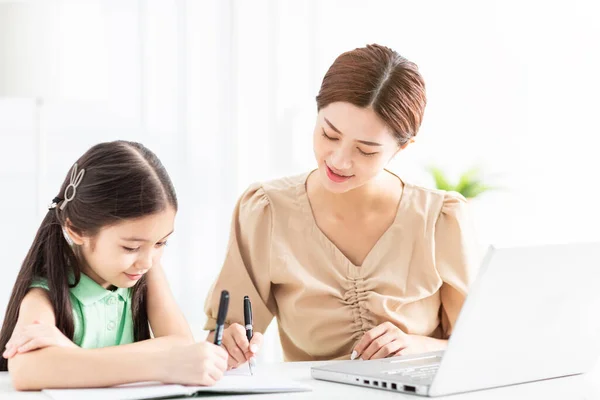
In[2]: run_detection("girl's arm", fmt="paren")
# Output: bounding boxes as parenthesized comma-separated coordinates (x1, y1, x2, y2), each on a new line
(7, 264, 194, 358)
(144, 262, 194, 344)
(7, 289, 164, 390)
(10, 338, 226, 390)
(8, 266, 226, 390)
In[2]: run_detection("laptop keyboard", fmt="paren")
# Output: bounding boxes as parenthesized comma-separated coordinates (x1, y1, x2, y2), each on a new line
(387, 364, 439, 382)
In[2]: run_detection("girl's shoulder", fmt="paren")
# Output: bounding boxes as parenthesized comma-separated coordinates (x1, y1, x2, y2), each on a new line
(30, 277, 50, 291)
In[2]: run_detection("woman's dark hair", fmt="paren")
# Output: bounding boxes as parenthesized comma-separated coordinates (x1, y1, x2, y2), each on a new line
(0, 140, 177, 370)
(316, 44, 427, 145)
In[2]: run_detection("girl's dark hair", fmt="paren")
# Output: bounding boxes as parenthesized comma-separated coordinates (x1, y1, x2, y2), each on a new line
(0, 140, 177, 371)
(316, 44, 427, 145)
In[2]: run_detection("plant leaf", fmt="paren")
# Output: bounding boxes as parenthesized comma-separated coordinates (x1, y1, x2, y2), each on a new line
(463, 182, 493, 198)
(428, 166, 453, 191)
(455, 166, 482, 194)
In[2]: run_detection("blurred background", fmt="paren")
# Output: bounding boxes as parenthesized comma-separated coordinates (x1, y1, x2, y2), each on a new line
(1, 0, 599, 362)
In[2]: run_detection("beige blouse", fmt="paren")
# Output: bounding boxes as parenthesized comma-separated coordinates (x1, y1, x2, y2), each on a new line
(204, 171, 479, 361)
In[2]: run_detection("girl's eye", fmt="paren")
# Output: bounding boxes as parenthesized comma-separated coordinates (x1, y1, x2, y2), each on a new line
(156, 241, 168, 248)
(322, 129, 338, 141)
(123, 246, 140, 253)
(358, 148, 378, 157)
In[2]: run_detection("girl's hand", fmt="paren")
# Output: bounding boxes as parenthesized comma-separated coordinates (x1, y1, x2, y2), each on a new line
(221, 323, 263, 370)
(161, 342, 228, 386)
(3, 320, 77, 359)
(352, 322, 447, 360)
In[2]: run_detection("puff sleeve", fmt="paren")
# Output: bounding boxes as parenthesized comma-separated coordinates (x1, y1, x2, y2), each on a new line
(434, 192, 480, 338)
(203, 184, 277, 334)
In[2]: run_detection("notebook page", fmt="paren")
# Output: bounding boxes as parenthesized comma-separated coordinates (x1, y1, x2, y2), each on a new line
(43, 382, 188, 400)
(43, 374, 311, 399)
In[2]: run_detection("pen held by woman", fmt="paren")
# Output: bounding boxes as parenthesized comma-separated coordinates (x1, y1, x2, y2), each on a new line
(218, 324, 263, 371)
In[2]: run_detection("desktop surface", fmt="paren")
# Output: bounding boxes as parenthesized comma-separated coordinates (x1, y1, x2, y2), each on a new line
(1, 360, 599, 399)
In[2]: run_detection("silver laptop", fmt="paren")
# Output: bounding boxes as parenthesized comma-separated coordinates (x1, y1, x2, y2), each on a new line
(312, 242, 600, 396)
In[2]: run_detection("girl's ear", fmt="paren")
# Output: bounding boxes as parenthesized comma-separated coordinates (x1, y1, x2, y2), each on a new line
(64, 220, 84, 246)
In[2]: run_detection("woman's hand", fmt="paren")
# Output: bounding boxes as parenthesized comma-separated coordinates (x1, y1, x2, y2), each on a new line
(221, 323, 263, 370)
(352, 322, 447, 360)
(3, 320, 77, 359)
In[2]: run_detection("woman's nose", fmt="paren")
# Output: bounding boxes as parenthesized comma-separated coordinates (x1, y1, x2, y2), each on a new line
(329, 148, 353, 171)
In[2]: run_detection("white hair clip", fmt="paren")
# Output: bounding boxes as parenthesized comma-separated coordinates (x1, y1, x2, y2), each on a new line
(62, 227, 74, 246)
(60, 163, 85, 211)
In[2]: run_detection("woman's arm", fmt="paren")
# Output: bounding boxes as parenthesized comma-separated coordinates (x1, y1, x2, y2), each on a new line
(203, 185, 276, 369)
(351, 322, 448, 360)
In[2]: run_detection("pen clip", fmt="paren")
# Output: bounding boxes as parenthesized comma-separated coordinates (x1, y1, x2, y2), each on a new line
(214, 290, 229, 346)
(243, 295, 253, 327)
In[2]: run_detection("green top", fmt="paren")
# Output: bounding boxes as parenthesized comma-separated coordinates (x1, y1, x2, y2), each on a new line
(30, 273, 134, 348)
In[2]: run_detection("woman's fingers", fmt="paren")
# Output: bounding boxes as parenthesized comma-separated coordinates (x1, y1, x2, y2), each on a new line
(361, 331, 401, 360)
(352, 322, 396, 359)
(371, 339, 407, 359)
(222, 324, 249, 367)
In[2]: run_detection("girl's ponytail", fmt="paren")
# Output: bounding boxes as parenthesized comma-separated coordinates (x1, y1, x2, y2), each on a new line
(0, 208, 76, 371)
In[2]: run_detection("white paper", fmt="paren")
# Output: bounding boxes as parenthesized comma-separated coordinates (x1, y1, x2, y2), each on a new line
(188, 375, 312, 393)
(43, 374, 311, 400)
(43, 383, 187, 400)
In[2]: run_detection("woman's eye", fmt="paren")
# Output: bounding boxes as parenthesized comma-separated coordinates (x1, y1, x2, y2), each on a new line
(123, 246, 140, 252)
(156, 241, 168, 248)
(322, 129, 338, 141)
(358, 148, 378, 157)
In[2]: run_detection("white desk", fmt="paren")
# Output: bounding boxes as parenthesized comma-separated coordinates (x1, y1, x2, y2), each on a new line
(2, 360, 600, 399)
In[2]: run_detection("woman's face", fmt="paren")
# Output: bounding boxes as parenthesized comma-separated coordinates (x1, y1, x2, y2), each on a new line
(313, 102, 404, 194)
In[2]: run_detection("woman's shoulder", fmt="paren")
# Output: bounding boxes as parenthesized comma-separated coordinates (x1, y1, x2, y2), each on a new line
(241, 172, 310, 210)
(261, 172, 310, 195)
(401, 179, 467, 217)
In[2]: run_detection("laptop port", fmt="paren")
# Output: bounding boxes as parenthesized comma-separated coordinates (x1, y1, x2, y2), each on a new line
(382, 382, 387, 389)
(391, 383, 397, 390)
(364, 380, 370, 385)
(373, 381, 379, 386)
(404, 385, 416, 393)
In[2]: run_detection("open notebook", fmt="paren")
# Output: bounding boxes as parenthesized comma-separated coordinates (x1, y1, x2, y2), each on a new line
(43, 375, 312, 400)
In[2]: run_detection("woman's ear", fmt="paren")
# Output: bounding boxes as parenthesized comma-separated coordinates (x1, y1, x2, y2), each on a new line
(390, 137, 415, 160)
(64, 219, 84, 246)
(400, 137, 415, 151)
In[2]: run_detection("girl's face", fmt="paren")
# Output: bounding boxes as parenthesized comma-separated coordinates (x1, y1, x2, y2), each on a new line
(68, 207, 176, 289)
(312, 102, 407, 194)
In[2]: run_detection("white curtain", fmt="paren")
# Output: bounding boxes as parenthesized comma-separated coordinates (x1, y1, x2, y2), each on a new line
(1, 0, 600, 362)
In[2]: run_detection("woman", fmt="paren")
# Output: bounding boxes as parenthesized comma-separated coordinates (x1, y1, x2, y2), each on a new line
(205, 44, 479, 367)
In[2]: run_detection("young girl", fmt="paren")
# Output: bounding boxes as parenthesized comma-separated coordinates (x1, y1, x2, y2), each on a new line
(0, 140, 227, 390)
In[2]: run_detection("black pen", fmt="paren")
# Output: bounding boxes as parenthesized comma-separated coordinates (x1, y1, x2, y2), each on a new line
(244, 295, 255, 375)
(214, 290, 229, 346)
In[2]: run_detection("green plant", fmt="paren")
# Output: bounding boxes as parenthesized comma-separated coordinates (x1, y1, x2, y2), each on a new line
(428, 166, 494, 199)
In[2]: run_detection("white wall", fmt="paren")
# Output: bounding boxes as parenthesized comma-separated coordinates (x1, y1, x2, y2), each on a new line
(1, 0, 600, 361)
